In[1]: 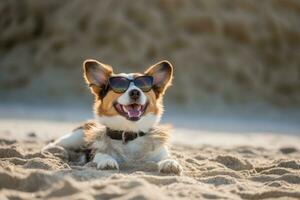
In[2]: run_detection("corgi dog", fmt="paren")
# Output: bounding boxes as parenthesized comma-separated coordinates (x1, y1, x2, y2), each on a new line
(43, 59, 182, 175)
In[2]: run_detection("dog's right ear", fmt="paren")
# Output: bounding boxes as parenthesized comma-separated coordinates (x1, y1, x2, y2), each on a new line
(83, 59, 113, 96)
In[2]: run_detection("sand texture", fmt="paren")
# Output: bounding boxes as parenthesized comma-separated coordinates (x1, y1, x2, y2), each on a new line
(0, 136, 299, 200)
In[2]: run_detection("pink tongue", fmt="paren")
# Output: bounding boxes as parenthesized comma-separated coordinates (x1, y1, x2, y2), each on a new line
(124, 104, 141, 118)
(128, 110, 140, 117)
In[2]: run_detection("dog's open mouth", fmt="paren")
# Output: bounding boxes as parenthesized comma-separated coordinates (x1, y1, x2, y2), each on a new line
(114, 103, 148, 121)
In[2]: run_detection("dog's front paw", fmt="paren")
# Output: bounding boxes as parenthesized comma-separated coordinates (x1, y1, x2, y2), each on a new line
(158, 159, 182, 175)
(93, 153, 119, 170)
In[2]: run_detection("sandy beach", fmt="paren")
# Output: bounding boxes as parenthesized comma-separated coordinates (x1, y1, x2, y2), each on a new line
(0, 105, 300, 200)
(2, 1, 300, 199)
(0, 138, 300, 200)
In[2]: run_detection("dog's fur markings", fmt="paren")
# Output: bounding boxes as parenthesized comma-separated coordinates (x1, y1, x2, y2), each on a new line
(43, 59, 182, 175)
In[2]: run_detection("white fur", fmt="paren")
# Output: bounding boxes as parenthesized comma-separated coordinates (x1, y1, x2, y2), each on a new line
(116, 74, 147, 106)
(92, 135, 170, 163)
(91, 137, 182, 175)
(118, 73, 133, 78)
(96, 113, 160, 132)
(93, 153, 119, 170)
(147, 146, 170, 162)
(43, 129, 85, 151)
(117, 83, 147, 105)
(158, 159, 182, 175)
(44, 125, 182, 174)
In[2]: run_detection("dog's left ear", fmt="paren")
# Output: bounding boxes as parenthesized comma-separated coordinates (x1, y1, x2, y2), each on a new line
(145, 60, 173, 96)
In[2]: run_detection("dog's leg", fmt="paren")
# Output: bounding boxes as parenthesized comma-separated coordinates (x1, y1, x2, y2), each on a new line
(43, 128, 85, 151)
(150, 146, 182, 175)
(93, 152, 119, 170)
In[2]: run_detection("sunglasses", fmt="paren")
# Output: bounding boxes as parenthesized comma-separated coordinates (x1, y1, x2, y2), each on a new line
(108, 75, 153, 93)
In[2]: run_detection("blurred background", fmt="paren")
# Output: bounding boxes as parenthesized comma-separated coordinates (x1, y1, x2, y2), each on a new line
(0, 0, 300, 143)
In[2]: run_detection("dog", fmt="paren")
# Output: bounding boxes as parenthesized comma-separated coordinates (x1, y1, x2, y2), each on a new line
(43, 59, 182, 175)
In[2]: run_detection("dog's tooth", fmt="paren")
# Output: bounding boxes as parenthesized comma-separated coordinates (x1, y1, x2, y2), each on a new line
(123, 105, 128, 112)
(123, 105, 131, 116)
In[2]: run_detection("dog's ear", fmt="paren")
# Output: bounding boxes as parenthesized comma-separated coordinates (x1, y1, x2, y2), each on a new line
(145, 60, 173, 97)
(83, 59, 113, 96)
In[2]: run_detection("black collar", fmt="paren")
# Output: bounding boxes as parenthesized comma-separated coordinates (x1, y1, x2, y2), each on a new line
(106, 128, 146, 144)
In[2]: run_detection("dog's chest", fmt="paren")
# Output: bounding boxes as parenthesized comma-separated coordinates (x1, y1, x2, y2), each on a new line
(111, 137, 154, 161)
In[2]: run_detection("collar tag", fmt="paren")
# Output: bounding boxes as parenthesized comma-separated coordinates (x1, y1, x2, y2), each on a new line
(122, 131, 127, 144)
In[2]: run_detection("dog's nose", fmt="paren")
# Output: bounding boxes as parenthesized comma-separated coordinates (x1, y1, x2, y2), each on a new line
(129, 89, 140, 100)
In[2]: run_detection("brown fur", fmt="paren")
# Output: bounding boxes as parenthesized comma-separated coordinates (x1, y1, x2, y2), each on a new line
(83, 59, 113, 96)
(94, 91, 122, 117)
(144, 90, 163, 116)
(145, 60, 173, 98)
(83, 60, 173, 119)
(81, 121, 106, 147)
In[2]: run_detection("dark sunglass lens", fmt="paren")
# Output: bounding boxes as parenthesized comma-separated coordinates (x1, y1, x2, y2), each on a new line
(109, 77, 129, 93)
(134, 76, 153, 92)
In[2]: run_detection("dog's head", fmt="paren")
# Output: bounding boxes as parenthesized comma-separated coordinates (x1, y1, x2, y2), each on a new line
(83, 59, 173, 132)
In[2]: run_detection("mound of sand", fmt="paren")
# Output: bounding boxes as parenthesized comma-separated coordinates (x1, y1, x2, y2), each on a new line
(1, 1, 300, 106)
(0, 137, 299, 200)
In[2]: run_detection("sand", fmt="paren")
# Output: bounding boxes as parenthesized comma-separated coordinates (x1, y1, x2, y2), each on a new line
(1, 105, 300, 199)
(0, 133, 299, 200)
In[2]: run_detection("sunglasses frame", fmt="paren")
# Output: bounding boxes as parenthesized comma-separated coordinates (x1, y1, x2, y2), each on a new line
(108, 75, 154, 94)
